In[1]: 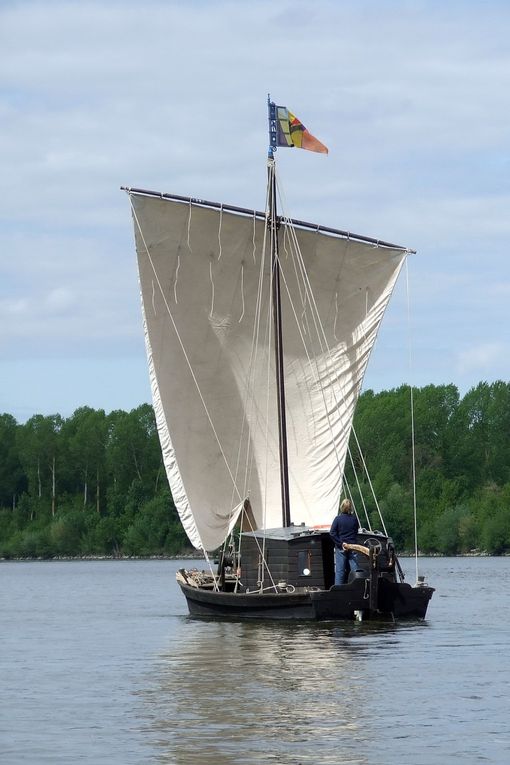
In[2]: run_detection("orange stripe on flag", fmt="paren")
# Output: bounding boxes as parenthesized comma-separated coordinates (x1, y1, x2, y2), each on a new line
(288, 111, 328, 154)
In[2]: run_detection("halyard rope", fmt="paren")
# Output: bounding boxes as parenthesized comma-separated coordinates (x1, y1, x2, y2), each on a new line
(406, 258, 420, 583)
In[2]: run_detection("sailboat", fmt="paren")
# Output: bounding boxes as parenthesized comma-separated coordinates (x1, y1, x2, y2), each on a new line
(125, 98, 434, 621)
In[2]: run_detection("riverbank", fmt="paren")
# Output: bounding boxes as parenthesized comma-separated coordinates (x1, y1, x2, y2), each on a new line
(2, 550, 509, 562)
(0, 552, 202, 562)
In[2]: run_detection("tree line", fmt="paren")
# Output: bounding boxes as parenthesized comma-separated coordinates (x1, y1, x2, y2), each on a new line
(0, 404, 190, 558)
(345, 381, 510, 555)
(1, 381, 509, 559)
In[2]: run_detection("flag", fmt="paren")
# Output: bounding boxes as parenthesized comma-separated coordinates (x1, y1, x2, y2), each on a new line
(276, 106, 328, 154)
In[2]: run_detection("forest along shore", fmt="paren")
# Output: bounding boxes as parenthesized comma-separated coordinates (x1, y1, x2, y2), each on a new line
(1, 381, 510, 559)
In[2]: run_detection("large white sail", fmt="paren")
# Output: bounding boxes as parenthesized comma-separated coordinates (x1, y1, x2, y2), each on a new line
(130, 191, 407, 551)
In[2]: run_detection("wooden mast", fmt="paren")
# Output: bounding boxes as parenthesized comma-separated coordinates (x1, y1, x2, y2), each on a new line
(268, 96, 291, 528)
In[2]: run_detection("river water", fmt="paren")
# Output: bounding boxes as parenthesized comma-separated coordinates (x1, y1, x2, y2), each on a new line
(1, 556, 509, 764)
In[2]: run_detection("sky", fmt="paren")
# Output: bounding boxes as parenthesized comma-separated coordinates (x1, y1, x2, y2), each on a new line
(2, 0, 510, 423)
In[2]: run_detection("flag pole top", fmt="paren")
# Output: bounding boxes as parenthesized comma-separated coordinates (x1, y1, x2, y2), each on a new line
(267, 94, 277, 160)
(266, 96, 328, 156)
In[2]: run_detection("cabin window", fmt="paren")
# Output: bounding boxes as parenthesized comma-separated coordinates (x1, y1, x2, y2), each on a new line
(298, 550, 312, 576)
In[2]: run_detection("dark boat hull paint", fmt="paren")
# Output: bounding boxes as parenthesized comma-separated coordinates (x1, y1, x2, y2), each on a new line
(377, 578, 434, 619)
(177, 578, 434, 621)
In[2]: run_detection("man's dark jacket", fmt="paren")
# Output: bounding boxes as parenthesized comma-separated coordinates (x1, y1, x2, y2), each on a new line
(329, 513, 358, 547)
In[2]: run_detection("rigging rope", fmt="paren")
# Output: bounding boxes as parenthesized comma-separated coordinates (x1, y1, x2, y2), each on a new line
(275, 167, 407, 535)
(405, 258, 420, 583)
(218, 204, 223, 260)
(129, 197, 244, 512)
(275, 173, 362, 501)
(238, 176, 272, 504)
(187, 199, 193, 253)
(129, 166, 410, 572)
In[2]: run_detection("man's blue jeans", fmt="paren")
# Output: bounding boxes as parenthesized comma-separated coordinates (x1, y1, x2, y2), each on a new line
(334, 546, 358, 585)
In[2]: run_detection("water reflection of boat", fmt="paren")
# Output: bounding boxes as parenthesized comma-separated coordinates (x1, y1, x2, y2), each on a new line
(143, 617, 428, 764)
(126, 98, 434, 621)
(144, 623, 371, 764)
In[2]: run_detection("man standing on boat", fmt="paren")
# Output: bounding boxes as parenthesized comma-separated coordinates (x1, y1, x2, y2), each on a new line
(330, 499, 359, 585)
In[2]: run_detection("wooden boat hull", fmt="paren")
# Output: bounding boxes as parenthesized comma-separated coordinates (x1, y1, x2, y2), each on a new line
(177, 577, 434, 621)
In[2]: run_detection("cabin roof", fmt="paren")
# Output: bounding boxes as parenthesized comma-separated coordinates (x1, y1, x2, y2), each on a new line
(242, 525, 313, 541)
(241, 526, 389, 542)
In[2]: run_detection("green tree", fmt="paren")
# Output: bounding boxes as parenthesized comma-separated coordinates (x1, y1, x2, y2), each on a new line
(378, 483, 413, 550)
(62, 408, 108, 512)
(16, 414, 62, 518)
(0, 414, 24, 509)
(106, 405, 163, 497)
(122, 491, 187, 556)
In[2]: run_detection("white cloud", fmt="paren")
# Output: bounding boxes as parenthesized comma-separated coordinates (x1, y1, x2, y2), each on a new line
(43, 287, 75, 314)
(1, 297, 30, 316)
(456, 343, 507, 375)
